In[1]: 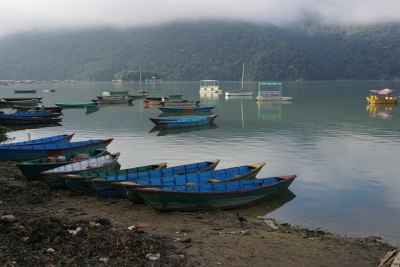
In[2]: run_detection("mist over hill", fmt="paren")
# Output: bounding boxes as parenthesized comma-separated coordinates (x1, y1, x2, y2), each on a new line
(0, 20, 399, 81)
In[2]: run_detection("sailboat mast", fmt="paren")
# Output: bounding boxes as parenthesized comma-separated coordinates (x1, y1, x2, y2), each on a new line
(139, 67, 142, 91)
(241, 63, 245, 92)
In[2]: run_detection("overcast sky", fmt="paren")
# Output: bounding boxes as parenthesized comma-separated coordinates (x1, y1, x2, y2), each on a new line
(1, 0, 399, 37)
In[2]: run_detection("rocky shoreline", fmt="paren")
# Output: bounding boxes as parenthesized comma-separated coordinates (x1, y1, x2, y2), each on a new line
(0, 161, 397, 267)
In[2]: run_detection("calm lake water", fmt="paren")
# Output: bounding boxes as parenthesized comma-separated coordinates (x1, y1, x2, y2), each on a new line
(2, 80, 400, 245)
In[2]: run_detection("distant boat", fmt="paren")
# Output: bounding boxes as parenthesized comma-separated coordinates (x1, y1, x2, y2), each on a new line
(200, 80, 222, 94)
(255, 82, 292, 101)
(159, 100, 200, 107)
(149, 114, 218, 129)
(0, 99, 40, 108)
(13, 105, 63, 113)
(14, 89, 37, 94)
(225, 63, 253, 97)
(134, 175, 297, 211)
(102, 91, 129, 96)
(137, 67, 148, 94)
(2, 97, 42, 101)
(55, 101, 100, 108)
(366, 88, 397, 104)
(159, 105, 215, 113)
(96, 95, 133, 104)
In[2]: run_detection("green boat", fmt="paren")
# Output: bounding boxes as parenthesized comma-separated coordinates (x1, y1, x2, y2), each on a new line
(134, 175, 297, 211)
(40, 153, 120, 189)
(16, 149, 109, 180)
(55, 101, 99, 108)
(61, 162, 167, 193)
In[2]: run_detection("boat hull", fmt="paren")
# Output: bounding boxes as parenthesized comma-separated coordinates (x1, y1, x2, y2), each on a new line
(40, 153, 120, 188)
(149, 115, 218, 129)
(120, 162, 266, 203)
(1, 133, 73, 147)
(366, 96, 397, 104)
(159, 106, 215, 113)
(136, 175, 296, 211)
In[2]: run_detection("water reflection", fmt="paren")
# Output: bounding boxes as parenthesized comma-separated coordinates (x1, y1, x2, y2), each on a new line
(5, 122, 63, 132)
(148, 123, 219, 136)
(257, 102, 292, 121)
(199, 92, 220, 105)
(365, 104, 395, 120)
(236, 189, 296, 217)
(85, 106, 100, 115)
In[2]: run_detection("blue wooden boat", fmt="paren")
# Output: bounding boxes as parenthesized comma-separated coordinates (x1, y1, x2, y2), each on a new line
(91, 159, 220, 198)
(134, 175, 297, 211)
(0, 138, 113, 161)
(149, 114, 218, 129)
(11, 110, 62, 118)
(40, 152, 121, 188)
(115, 162, 266, 203)
(16, 149, 109, 180)
(0, 133, 73, 146)
(61, 162, 167, 193)
(158, 106, 215, 113)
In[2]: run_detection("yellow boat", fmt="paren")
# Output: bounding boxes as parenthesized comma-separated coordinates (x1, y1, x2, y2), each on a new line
(366, 88, 397, 104)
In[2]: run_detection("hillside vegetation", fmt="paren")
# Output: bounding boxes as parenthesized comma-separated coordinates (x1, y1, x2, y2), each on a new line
(0, 20, 399, 81)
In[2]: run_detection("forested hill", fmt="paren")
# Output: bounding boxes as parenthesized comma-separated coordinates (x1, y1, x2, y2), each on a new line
(0, 20, 400, 81)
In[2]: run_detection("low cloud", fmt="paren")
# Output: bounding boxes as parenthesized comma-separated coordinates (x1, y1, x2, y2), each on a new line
(1, 0, 399, 36)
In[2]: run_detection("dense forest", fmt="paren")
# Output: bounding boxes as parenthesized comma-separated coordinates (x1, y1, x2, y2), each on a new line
(0, 19, 400, 81)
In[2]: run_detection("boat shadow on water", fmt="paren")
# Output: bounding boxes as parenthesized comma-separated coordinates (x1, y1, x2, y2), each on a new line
(149, 123, 219, 136)
(235, 189, 296, 217)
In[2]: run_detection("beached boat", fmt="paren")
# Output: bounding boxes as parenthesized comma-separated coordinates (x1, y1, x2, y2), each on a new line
(0, 138, 113, 161)
(255, 82, 292, 101)
(149, 114, 218, 129)
(116, 162, 266, 203)
(91, 159, 220, 198)
(61, 162, 167, 193)
(55, 101, 100, 108)
(95, 95, 133, 104)
(134, 175, 297, 211)
(200, 80, 222, 94)
(366, 89, 397, 104)
(16, 149, 109, 180)
(40, 152, 121, 188)
(14, 89, 37, 94)
(159, 105, 215, 113)
(0, 133, 73, 147)
(225, 63, 253, 97)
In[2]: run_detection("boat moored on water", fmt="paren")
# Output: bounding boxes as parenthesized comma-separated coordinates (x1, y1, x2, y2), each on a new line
(200, 80, 222, 94)
(149, 114, 218, 129)
(366, 88, 397, 104)
(255, 82, 292, 101)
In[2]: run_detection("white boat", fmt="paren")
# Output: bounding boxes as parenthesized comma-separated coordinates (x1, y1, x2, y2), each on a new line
(225, 63, 253, 97)
(200, 80, 222, 94)
(137, 67, 148, 94)
(255, 82, 292, 101)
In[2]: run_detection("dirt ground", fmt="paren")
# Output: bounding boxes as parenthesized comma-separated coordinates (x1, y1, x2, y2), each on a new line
(0, 161, 397, 267)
